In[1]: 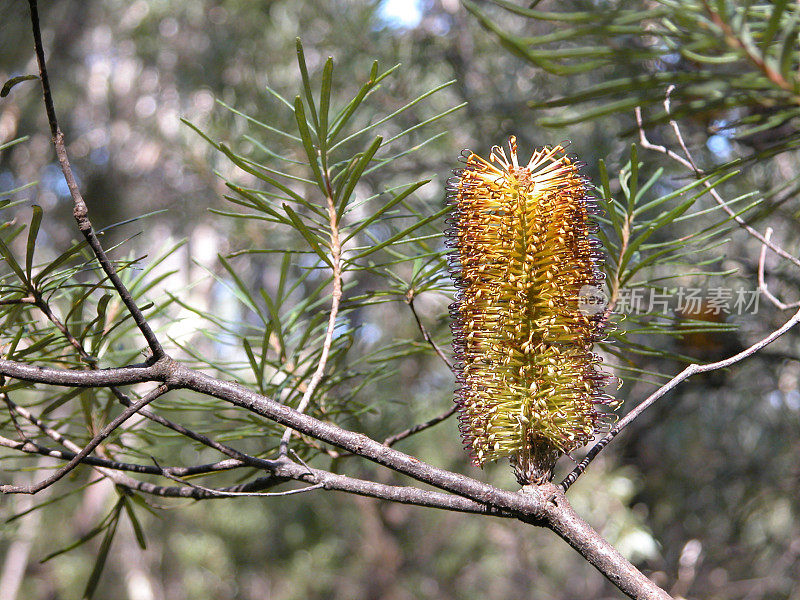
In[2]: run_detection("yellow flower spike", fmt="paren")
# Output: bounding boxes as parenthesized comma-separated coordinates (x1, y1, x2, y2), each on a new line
(447, 136, 614, 485)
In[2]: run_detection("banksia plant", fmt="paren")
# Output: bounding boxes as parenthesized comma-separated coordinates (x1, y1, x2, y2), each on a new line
(447, 136, 613, 485)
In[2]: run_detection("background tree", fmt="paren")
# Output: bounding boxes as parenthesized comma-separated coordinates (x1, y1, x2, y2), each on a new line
(1, 1, 799, 599)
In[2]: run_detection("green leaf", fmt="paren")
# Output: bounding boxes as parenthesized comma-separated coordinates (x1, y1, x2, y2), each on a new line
(219, 144, 309, 206)
(329, 80, 459, 152)
(318, 56, 334, 155)
(218, 254, 266, 322)
(122, 497, 147, 550)
(628, 144, 639, 213)
(0, 236, 29, 287)
(295, 38, 320, 132)
(40, 388, 85, 418)
(293, 96, 327, 196)
(762, 0, 790, 48)
(90, 293, 113, 354)
(0, 135, 30, 153)
(778, 22, 800, 78)
(328, 63, 400, 143)
(25, 205, 43, 280)
(343, 180, 429, 243)
(39, 499, 121, 563)
(281, 203, 333, 267)
(347, 204, 450, 262)
(82, 499, 123, 600)
(242, 337, 263, 390)
(1, 75, 38, 98)
(336, 136, 382, 208)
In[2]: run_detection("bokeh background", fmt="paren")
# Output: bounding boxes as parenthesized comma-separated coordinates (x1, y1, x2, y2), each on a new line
(1, 1, 799, 599)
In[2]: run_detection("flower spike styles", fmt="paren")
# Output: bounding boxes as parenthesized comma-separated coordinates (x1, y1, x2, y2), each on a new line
(447, 136, 613, 485)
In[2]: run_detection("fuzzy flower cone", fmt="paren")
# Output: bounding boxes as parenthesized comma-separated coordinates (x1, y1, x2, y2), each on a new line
(447, 137, 614, 485)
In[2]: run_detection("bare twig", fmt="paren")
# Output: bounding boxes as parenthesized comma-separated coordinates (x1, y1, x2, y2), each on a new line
(758, 228, 800, 311)
(0, 384, 170, 494)
(636, 93, 800, 271)
(0, 436, 246, 477)
(372, 293, 458, 447)
(27, 0, 164, 359)
(382, 404, 458, 447)
(407, 292, 454, 371)
(0, 432, 504, 514)
(561, 304, 800, 491)
(0, 402, 246, 478)
(151, 457, 324, 497)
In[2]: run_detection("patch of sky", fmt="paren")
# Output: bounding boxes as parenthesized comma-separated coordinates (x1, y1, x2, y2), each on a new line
(376, 0, 424, 30)
(42, 163, 73, 197)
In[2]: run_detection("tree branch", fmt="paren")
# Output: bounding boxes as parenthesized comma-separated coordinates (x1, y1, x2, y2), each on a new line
(560, 304, 800, 491)
(0, 357, 164, 387)
(407, 292, 454, 371)
(758, 227, 800, 311)
(0, 384, 170, 494)
(635, 94, 800, 271)
(539, 483, 671, 600)
(27, 0, 165, 358)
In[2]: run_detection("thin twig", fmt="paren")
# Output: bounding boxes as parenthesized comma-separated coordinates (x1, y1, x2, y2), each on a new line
(382, 404, 458, 447)
(99, 472, 291, 501)
(407, 292, 454, 371)
(370, 293, 458, 448)
(0, 395, 247, 477)
(151, 457, 323, 497)
(0, 432, 502, 514)
(636, 93, 800, 271)
(0, 384, 170, 494)
(27, 0, 164, 359)
(0, 387, 28, 441)
(560, 304, 800, 491)
(758, 227, 800, 311)
(279, 175, 343, 455)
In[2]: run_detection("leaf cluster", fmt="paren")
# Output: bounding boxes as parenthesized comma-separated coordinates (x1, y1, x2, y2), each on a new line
(179, 40, 463, 455)
(468, 0, 800, 159)
(595, 144, 755, 382)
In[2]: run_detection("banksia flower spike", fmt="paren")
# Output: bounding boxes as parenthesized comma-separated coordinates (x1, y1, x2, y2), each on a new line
(447, 136, 613, 485)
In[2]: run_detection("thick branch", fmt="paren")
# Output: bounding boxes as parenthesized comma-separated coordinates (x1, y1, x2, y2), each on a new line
(0, 358, 164, 387)
(173, 365, 544, 515)
(539, 483, 671, 600)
